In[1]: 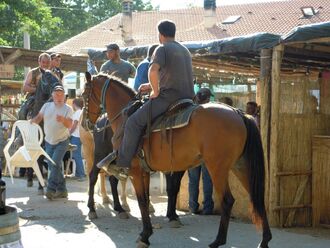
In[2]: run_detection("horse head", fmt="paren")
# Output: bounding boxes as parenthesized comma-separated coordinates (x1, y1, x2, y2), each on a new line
(81, 72, 136, 132)
(30, 70, 61, 118)
(81, 72, 101, 131)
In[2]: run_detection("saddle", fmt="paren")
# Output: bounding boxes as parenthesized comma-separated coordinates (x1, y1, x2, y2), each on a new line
(141, 99, 199, 173)
(151, 99, 199, 133)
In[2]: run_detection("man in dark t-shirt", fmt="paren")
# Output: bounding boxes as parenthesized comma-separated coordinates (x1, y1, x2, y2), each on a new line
(97, 20, 194, 179)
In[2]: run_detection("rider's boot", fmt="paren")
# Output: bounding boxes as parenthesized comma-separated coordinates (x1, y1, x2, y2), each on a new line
(97, 151, 129, 180)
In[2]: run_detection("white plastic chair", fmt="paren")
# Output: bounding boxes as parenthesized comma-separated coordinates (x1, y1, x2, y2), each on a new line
(3, 120, 55, 187)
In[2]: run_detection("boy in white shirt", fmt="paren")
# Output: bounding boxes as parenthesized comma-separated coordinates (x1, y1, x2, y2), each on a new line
(69, 98, 86, 181)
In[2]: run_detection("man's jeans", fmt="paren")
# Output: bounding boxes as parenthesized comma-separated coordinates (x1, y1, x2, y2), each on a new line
(45, 139, 69, 193)
(188, 164, 214, 213)
(70, 136, 85, 178)
(117, 91, 182, 168)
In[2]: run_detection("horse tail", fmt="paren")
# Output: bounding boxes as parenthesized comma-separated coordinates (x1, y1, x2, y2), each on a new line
(241, 113, 265, 228)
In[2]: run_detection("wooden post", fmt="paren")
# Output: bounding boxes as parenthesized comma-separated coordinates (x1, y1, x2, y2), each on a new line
(259, 49, 272, 212)
(269, 44, 284, 226)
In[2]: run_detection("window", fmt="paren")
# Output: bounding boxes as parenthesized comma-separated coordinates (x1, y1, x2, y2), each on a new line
(222, 15, 241, 24)
(300, 6, 318, 18)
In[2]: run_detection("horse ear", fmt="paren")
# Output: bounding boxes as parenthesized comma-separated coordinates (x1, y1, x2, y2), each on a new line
(85, 72, 92, 83)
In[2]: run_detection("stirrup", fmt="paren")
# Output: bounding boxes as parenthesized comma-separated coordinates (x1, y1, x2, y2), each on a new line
(109, 166, 129, 181)
(96, 151, 117, 169)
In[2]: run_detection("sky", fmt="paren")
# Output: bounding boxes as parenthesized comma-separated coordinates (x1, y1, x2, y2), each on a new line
(149, 0, 285, 10)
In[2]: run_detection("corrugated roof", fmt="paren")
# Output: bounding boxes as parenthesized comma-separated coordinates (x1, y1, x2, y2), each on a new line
(48, 0, 330, 55)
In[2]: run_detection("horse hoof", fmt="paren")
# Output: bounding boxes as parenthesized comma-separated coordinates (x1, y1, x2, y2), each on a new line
(258, 244, 269, 248)
(122, 204, 131, 212)
(136, 240, 149, 248)
(149, 204, 155, 214)
(88, 211, 98, 220)
(169, 219, 183, 228)
(118, 212, 129, 219)
(135, 236, 142, 243)
(208, 240, 225, 248)
(102, 196, 111, 204)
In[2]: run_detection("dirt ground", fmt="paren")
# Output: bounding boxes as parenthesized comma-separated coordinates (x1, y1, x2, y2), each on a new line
(2, 174, 330, 248)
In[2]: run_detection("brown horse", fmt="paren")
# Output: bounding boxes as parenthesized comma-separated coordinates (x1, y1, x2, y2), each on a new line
(82, 73, 272, 248)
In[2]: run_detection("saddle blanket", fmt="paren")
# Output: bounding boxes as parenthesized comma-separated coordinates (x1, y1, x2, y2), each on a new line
(151, 104, 200, 133)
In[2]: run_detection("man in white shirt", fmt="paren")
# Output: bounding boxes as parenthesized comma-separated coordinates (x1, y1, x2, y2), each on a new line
(31, 85, 73, 200)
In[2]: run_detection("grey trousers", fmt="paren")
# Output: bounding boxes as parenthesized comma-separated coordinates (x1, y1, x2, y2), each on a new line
(117, 91, 181, 168)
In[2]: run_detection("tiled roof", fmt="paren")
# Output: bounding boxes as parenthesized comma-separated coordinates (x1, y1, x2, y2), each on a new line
(49, 0, 330, 55)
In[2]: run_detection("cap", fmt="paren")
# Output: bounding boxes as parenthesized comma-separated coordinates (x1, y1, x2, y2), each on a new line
(52, 85, 65, 92)
(106, 43, 120, 51)
(50, 53, 61, 59)
(197, 88, 214, 98)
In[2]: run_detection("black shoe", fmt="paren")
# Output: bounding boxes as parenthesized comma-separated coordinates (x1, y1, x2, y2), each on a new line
(97, 151, 117, 169)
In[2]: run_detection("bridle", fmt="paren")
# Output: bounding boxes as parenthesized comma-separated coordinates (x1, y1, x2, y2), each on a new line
(82, 77, 125, 132)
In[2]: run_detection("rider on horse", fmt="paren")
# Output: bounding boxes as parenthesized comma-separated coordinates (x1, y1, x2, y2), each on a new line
(97, 19, 195, 179)
(21, 53, 62, 120)
(23, 53, 51, 99)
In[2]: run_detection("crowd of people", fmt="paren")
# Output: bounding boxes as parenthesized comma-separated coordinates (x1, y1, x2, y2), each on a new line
(0, 19, 261, 210)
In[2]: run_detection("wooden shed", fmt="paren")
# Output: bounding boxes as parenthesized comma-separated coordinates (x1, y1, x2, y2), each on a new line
(262, 22, 330, 227)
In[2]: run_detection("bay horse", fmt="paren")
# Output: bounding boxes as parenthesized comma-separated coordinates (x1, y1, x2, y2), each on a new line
(81, 98, 185, 226)
(82, 73, 272, 248)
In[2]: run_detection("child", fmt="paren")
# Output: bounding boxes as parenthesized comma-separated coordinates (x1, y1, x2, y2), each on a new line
(69, 98, 86, 181)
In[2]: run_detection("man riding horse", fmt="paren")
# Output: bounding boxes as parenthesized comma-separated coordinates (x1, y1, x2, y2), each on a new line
(21, 53, 62, 119)
(97, 20, 195, 178)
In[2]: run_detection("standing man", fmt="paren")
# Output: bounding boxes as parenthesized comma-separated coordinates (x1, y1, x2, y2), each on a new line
(97, 20, 195, 179)
(133, 44, 158, 91)
(188, 88, 214, 215)
(246, 101, 260, 128)
(100, 43, 136, 84)
(31, 85, 73, 200)
(50, 53, 64, 81)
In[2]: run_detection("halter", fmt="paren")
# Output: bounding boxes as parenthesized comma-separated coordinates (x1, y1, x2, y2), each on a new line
(83, 77, 127, 132)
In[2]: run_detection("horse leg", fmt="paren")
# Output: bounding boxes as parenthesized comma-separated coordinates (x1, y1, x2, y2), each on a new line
(119, 178, 130, 212)
(109, 175, 129, 219)
(202, 159, 232, 248)
(99, 171, 111, 204)
(166, 171, 185, 228)
(209, 184, 235, 248)
(130, 168, 153, 247)
(87, 164, 100, 219)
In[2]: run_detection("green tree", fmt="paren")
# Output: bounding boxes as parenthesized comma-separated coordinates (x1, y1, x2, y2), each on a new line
(0, 0, 61, 49)
(84, 0, 153, 27)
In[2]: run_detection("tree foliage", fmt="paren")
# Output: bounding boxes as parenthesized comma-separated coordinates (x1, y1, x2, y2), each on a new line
(0, 0, 61, 49)
(0, 0, 153, 50)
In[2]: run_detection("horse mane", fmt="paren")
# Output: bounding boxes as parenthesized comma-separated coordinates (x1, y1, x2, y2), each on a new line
(96, 73, 137, 98)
